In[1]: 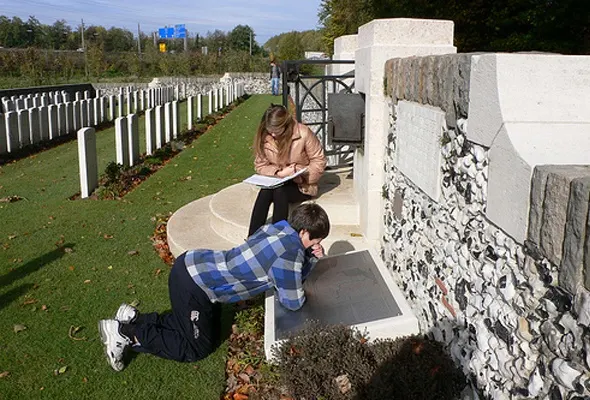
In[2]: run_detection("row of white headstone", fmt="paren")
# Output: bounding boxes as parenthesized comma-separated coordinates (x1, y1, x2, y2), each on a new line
(77, 82, 246, 198)
(0, 86, 179, 155)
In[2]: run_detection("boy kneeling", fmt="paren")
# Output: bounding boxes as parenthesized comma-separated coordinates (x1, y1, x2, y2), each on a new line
(98, 203, 330, 371)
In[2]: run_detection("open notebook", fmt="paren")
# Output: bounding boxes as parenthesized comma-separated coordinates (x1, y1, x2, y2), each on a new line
(243, 167, 308, 189)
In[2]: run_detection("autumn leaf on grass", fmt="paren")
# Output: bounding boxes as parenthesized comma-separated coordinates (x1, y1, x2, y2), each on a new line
(103, 234, 114, 240)
(53, 366, 68, 376)
(13, 324, 27, 333)
(68, 326, 87, 341)
(127, 250, 139, 256)
(23, 298, 37, 305)
(0, 371, 10, 378)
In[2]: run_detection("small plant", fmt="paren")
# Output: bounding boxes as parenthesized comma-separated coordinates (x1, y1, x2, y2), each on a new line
(273, 323, 466, 400)
(104, 161, 123, 184)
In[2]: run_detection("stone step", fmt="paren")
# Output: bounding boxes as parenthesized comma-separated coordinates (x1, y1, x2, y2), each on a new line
(167, 195, 235, 257)
(209, 167, 360, 244)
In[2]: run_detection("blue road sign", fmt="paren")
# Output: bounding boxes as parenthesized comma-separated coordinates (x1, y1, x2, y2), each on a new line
(174, 24, 186, 39)
(159, 25, 186, 39)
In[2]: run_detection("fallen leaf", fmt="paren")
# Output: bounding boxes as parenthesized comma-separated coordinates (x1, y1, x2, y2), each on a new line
(350, 232, 363, 237)
(154, 269, 162, 276)
(68, 265, 75, 271)
(233, 394, 248, 400)
(68, 326, 87, 341)
(129, 299, 140, 307)
(83, 279, 91, 284)
(0, 371, 9, 378)
(23, 299, 37, 305)
(82, 377, 88, 383)
(41, 304, 48, 311)
(107, 265, 113, 270)
(64, 247, 73, 253)
(13, 324, 27, 333)
(54, 366, 68, 375)
(127, 250, 139, 256)
(103, 234, 113, 239)
(8, 234, 17, 240)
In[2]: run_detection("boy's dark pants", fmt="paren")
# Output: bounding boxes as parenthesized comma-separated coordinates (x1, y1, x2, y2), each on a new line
(132, 253, 222, 362)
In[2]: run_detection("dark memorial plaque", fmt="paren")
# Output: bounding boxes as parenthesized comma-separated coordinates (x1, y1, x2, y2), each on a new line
(274, 250, 402, 340)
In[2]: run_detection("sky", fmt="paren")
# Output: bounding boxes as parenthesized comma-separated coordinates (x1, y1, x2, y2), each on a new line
(0, 0, 323, 44)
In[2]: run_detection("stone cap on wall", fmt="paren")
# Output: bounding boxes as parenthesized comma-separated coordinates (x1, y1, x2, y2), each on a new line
(487, 122, 590, 245)
(358, 18, 454, 47)
(334, 34, 358, 56)
(468, 53, 590, 147)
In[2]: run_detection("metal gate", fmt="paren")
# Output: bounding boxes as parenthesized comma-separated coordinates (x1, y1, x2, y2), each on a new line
(280, 59, 355, 165)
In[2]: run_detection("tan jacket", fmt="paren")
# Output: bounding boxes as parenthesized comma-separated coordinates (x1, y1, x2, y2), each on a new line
(254, 122, 326, 196)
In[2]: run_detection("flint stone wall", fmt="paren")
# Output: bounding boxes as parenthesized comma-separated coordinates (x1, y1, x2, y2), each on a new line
(382, 54, 590, 399)
(94, 73, 270, 97)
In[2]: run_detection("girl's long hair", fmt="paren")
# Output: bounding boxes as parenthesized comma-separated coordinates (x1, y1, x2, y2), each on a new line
(254, 104, 296, 166)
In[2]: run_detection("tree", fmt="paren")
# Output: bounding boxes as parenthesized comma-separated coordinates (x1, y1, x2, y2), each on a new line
(104, 27, 134, 52)
(277, 31, 304, 61)
(47, 20, 70, 50)
(228, 25, 254, 52)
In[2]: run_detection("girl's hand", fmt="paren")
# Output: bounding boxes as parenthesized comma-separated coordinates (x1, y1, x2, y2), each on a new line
(311, 244, 324, 258)
(275, 168, 291, 178)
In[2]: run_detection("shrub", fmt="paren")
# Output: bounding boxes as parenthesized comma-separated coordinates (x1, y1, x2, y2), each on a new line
(273, 323, 465, 400)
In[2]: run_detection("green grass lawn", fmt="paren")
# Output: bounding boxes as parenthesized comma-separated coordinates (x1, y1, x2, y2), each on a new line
(0, 94, 275, 399)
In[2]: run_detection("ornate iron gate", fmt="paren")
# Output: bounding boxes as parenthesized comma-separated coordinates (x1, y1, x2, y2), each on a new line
(280, 59, 355, 164)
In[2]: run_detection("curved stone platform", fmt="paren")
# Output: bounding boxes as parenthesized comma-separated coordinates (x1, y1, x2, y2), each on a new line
(167, 167, 368, 257)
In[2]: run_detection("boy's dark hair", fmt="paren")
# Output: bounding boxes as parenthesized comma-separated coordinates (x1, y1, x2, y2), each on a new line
(289, 203, 330, 240)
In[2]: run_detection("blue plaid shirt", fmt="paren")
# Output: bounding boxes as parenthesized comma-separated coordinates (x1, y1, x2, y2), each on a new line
(183, 220, 317, 311)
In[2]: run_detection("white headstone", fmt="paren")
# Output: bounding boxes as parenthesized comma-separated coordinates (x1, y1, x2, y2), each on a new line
(73, 101, 81, 132)
(126, 93, 132, 116)
(28, 108, 40, 144)
(172, 100, 179, 139)
(99, 96, 106, 124)
(17, 109, 30, 146)
(57, 103, 66, 136)
(133, 91, 138, 113)
(77, 127, 98, 198)
(84, 90, 90, 100)
(39, 105, 49, 141)
(5, 111, 19, 152)
(109, 95, 116, 121)
(25, 97, 33, 110)
(33, 96, 41, 108)
(41, 96, 49, 107)
(187, 96, 194, 130)
(208, 90, 213, 114)
(48, 104, 59, 140)
(155, 105, 165, 149)
(127, 113, 140, 166)
(75, 91, 82, 102)
(87, 99, 94, 126)
(79, 100, 88, 127)
(93, 98, 101, 126)
(145, 108, 156, 155)
(65, 102, 74, 135)
(118, 94, 124, 117)
(197, 94, 202, 120)
(164, 102, 172, 143)
(0, 114, 6, 154)
(115, 117, 130, 167)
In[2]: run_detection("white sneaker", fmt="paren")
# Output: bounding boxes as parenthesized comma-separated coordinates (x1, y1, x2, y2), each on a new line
(98, 319, 130, 371)
(114, 303, 138, 324)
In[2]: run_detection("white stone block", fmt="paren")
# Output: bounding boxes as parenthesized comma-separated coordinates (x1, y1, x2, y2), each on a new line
(99, 97, 106, 124)
(115, 117, 130, 167)
(487, 123, 590, 243)
(87, 98, 94, 126)
(118, 94, 124, 117)
(84, 90, 90, 99)
(108, 95, 115, 121)
(208, 91, 213, 114)
(77, 127, 98, 198)
(468, 53, 590, 147)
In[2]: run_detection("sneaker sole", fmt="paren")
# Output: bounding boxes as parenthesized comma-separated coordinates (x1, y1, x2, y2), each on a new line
(98, 321, 124, 372)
